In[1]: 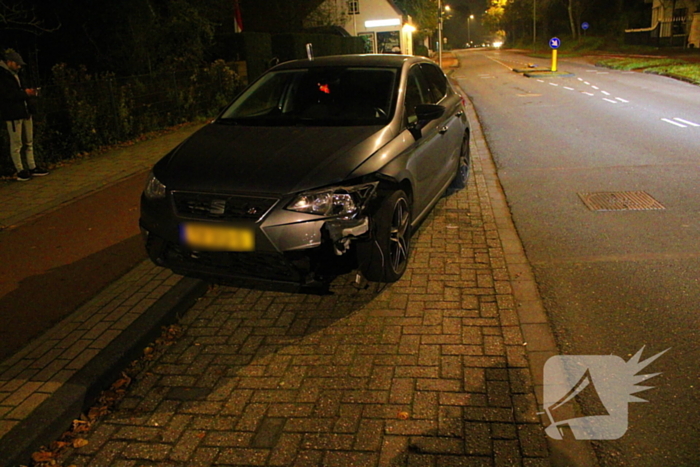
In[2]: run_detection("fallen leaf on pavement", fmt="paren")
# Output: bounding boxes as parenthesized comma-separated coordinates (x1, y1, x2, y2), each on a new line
(30, 450, 54, 463)
(72, 438, 89, 448)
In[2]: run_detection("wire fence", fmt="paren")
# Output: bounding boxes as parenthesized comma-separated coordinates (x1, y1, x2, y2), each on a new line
(2, 60, 243, 175)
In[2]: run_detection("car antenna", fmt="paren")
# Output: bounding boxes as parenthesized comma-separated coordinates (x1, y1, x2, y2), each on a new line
(306, 43, 314, 61)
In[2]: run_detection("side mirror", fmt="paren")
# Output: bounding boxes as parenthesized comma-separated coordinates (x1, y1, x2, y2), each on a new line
(408, 104, 446, 140)
(415, 104, 445, 121)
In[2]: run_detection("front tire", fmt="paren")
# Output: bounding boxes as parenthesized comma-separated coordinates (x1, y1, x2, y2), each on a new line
(358, 190, 412, 283)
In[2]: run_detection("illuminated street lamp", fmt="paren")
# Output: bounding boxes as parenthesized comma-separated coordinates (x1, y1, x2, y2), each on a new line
(438, 2, 450, 66)
(467, 14, 474, 44)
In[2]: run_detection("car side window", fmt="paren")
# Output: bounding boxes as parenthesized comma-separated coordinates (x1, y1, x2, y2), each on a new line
(404, 66, 432, 124)
(420, 63, 448, 103)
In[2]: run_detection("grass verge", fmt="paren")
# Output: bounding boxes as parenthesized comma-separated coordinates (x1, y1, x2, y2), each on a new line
(509, 36, 700, 86)
(596, 57, 700, 85)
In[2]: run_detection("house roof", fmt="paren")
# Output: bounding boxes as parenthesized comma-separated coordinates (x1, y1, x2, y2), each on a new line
(385, 0, 407, 19)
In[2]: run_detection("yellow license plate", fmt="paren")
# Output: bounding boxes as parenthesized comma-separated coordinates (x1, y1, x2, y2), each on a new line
(181, 223, 255, 251)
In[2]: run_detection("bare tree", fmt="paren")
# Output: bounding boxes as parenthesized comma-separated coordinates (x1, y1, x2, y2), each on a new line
(0, 0, 59, 34)
(305, 0, 348, 28)
(240, 0, 326, 32)
(394, 0, 438, 33)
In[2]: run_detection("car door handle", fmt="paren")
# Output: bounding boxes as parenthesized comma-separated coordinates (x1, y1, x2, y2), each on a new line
(439, 125, 449, 135)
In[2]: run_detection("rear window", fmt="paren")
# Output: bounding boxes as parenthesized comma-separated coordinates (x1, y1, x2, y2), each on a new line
(220, 67, 399, 126)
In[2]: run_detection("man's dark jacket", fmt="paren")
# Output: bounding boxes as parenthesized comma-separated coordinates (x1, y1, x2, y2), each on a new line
(0, 63, 30, 121)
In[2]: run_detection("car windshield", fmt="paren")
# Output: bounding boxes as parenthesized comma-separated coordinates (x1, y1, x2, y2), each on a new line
(219, 66, 398, 126)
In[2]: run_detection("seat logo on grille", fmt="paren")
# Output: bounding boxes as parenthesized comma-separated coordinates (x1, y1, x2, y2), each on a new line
(210, 199, 227, 215)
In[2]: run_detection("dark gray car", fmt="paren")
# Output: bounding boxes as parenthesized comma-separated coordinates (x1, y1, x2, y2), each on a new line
(140, 54, 470, 287)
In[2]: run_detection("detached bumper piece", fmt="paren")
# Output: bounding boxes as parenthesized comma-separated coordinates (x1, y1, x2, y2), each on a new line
(324, 216, 370, 255)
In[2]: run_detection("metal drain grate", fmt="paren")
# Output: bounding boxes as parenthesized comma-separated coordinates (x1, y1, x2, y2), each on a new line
(578, 191, 665, 211)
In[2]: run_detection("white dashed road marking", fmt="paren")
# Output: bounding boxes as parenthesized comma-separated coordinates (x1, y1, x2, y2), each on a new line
(673, 118, 700, 127)
(522, 66, 695, 129)
(662, 118, 687, 127)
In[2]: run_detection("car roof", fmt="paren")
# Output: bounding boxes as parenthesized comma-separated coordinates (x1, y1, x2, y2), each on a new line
(272, 54, 433, 71)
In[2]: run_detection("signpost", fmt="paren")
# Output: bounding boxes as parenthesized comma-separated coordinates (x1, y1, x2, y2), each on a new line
(549, 37, 560, 72)
(582, 22, 589, 37)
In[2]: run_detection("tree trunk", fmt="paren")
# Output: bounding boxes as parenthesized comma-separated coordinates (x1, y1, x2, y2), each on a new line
(568, 0, 577, 40)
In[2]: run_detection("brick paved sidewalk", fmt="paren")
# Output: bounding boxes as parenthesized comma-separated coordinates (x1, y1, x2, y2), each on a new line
(0, 123, 206, 465)
(0, 82, 598, 466)
(46, 97, 567, 466)
(0, 123, 202, 231)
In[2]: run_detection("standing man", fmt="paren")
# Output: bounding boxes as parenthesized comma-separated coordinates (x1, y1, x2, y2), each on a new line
(0, 49, 48, 181)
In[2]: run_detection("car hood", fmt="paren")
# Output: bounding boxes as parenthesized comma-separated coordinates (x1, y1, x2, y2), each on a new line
(156, 122, 393, 195)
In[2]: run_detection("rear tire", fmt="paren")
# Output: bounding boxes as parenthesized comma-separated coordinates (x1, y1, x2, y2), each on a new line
(448, 130, 471, 192)
(358, 190, 411, 283)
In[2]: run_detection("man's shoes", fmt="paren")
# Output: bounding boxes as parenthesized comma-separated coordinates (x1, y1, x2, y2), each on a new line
(16, 170, 31, 181)
(30, 167, 49, 176)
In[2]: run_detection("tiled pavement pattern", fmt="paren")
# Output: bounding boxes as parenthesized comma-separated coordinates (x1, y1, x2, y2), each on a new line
(0, 57, 599, 465)
(0, 123, 203, 464)
(0, 261, 180, 437)
(52, 102, 557, 465)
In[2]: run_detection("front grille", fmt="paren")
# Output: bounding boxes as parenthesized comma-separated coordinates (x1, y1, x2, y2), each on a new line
(172, 192, 279, 222)
(165, 244, 303, 282)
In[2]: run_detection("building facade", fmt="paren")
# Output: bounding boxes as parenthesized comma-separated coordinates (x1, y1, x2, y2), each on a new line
(306, 0, 415, 55)
(629, 0, 700, 47)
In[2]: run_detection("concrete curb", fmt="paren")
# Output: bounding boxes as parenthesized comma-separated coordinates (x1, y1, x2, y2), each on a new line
(0, 276, 209, 467)
(512, 68, 576, 78)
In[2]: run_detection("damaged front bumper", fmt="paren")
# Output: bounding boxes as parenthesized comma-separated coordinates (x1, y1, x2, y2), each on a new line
(140, 210, 372, 285)
(324, 216, 370, 255)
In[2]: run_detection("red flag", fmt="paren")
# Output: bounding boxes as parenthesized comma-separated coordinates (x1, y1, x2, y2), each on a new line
(234, 0, 243, 33)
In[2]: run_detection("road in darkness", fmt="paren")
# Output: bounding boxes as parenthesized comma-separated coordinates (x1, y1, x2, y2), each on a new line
(453, 48, 700, 466)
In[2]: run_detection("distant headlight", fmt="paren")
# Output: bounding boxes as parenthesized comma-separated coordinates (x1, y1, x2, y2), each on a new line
(287, 183, 378, 217)
(144, 172, 166, 199)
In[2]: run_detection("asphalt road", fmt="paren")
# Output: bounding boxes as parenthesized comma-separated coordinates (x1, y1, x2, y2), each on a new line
(453, 48, 700, 466)
(0, 172, 148, 362)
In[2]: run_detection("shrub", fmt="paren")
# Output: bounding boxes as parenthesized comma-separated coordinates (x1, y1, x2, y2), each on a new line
(0, 61, 243, 174)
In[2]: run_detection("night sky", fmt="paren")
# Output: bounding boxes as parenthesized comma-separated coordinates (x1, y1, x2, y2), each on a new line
(442, 0, 490, 47)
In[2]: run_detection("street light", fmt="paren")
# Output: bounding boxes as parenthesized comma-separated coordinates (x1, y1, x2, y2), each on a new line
(467, 14, 474, 44)
(438, 2, 450, 66)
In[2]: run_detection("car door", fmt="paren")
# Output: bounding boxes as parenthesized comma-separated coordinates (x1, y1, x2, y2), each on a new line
(402, 64, 456, 218)
(420, 63, 464, 192)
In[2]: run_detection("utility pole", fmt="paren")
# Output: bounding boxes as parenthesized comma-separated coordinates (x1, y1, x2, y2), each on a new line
(533, 0, 537, 44)
(468, 14, 474, 43)
(438, 0, 443, 66)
